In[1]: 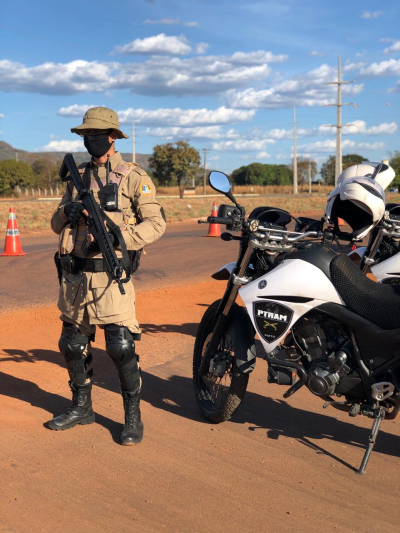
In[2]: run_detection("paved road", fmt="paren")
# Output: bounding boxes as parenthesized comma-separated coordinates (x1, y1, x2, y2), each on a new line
(0, 222, 236, 311)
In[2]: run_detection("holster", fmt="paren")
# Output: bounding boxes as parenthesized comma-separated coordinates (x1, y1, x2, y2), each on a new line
(129, 249, 143, 274)
(59, 254, 82, 275)
(54, 251, 62, 286)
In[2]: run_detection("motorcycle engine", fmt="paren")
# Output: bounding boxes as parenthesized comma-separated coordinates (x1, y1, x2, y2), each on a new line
(289, 314, 363, 399)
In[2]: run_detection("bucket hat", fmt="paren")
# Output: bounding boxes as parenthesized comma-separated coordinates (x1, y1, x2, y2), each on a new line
(71, 107, 129, 139)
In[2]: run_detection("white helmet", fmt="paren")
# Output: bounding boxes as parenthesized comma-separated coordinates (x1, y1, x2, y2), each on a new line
(325, 176, 386, 240)
(337, 161, 395, 190)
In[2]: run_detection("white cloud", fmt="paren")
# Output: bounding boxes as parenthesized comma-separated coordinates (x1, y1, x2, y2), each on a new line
(144, 19, 199, 27)
(360, 58, 400, 76)
(114, 33, 192, 56)
(0, 51, 277, 96)
(361, 11, 383, 19)
(384, 41, 400, 55)
(388, 80, 400, 93)
(212, 139, 276, 152)
(299, 139, 385, 153)
(58, 104, 104, 117)
(0, 113, 4, 118)
(343, 62, 366, 72)
(195, 42, 209, 54)
(380, 38, 396, 43)
(321, 120, 398, 136)
(0, 59, 114, 95)
(344, 121, 397, 135)
(116, 106, 256, 126)
(310, 51, 324, 57)
(0, 131, 3, 135)
(229, 50, 288, 64)
(208, 155, 219, 161)
(145, 125, 224, 140)
(256, 151, 271, 159)
(225, 64, 363, 109)
(40, 140, 84, 152)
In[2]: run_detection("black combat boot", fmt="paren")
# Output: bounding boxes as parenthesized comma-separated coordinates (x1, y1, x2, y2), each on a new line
(121, 389, 144, 445)
(48, 382, 95, 431)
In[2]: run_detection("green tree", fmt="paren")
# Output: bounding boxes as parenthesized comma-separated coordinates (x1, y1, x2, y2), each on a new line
(389, 151, 400, 187)
(231, 163, 291, 186)
(31, 158, 60, 189)
(0, 160, 34, 196)
(149, 141, 201, 198)
(290, 158, 317, 189)
(320, 154, 367, 185)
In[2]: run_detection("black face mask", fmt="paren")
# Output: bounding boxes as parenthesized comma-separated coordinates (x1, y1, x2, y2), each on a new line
(84, 134, 113, 158)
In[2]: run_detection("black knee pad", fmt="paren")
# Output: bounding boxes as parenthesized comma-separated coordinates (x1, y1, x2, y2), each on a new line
(105, 324, 141, 392)
(59, 322, 93, 385)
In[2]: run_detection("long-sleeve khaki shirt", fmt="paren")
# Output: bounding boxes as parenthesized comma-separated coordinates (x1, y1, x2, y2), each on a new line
(51, 151, 166, 254)
(51, 151, 165, 329)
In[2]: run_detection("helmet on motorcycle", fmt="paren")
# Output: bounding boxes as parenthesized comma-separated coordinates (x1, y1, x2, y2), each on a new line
(337, 161, 395, 190)
(325, 177, 386, 240)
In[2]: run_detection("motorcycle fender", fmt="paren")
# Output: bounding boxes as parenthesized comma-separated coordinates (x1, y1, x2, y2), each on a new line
(228, 305, 256, 374)
(212, 262, 236, 280)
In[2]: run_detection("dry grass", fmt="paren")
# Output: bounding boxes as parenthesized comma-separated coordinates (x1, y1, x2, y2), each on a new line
(156, 184, 332, 196)
(2, 193, 400, 234)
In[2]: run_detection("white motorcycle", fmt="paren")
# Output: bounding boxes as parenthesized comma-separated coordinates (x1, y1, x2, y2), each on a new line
(193, 171, 400, 475)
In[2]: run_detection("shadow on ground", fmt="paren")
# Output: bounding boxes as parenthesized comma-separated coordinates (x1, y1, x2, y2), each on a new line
(1, 347, 400, 469)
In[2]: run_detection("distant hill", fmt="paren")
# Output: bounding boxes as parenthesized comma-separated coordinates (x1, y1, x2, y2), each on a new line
(0, 141, 151, 170)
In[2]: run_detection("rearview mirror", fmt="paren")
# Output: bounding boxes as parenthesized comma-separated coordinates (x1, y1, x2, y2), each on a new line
(208, 171, 231, 194)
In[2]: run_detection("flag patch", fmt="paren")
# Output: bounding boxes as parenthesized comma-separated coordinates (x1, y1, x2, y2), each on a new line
(142, 184, 152, 195)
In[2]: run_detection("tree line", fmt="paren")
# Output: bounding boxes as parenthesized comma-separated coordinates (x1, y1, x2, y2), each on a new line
(0, 158, 62, 196)
(1, 141, 399, 197)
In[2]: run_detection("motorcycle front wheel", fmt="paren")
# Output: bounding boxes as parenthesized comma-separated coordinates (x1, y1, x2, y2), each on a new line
(193, 300, 249, 423)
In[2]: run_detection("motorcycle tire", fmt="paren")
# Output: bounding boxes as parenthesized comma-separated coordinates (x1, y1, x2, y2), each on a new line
(193, 299, 249, 423)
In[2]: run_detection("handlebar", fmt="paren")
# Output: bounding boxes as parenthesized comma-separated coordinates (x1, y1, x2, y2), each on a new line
(207, 216, 234, 225)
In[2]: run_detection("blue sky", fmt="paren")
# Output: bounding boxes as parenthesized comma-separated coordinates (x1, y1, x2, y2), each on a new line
(0, 0, 399, 172)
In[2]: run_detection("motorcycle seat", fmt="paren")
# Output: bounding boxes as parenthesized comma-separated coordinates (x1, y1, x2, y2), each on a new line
(330, 253, 400, 329)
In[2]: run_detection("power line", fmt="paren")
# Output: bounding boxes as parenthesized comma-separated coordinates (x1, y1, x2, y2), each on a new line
(323, 55, 355, 185)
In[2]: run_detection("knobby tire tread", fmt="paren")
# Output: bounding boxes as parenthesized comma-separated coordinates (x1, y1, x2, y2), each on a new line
(193, 300, 249, 424)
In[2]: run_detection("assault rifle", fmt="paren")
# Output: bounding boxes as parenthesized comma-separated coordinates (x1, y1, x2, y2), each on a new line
(59, 153, 131, 295)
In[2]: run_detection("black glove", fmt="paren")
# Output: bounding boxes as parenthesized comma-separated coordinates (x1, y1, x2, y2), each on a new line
(64, 202, 86, 225)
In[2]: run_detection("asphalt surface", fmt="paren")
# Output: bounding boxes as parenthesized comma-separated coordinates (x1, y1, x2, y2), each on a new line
(0, 222, 236, 311)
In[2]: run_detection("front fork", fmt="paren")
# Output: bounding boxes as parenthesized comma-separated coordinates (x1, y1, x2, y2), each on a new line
(198, 244, 255, 376)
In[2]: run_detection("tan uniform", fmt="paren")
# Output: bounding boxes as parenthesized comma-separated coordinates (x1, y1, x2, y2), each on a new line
(51, 151, 166, 337)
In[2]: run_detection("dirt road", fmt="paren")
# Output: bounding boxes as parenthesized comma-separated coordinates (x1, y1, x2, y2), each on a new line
(0, 222, 236, 311)
(0, 223, 399, 532)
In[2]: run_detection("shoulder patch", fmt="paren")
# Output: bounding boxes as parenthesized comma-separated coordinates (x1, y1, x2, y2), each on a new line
(141, 183, 152, 195)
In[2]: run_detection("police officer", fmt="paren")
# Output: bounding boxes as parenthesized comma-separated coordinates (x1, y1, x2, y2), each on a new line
(48, 107, 166, 445)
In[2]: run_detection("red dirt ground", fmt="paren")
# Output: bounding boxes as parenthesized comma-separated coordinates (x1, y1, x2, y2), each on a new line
(1, 280, 400, 532)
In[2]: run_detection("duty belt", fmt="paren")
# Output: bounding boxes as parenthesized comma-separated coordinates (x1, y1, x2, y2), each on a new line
(60, 254, 124, 274)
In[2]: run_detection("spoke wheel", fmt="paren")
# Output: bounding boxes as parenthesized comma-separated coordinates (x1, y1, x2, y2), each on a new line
(193, 300, 249, 423)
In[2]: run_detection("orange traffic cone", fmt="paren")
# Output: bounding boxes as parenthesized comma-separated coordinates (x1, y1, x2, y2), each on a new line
(0, 208, 27, 256)
(205, 202, 221, 238)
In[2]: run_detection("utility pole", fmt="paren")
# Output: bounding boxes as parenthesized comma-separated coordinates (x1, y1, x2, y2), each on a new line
(293, 106, 298, 194)
(323, 55, 355, 185)
(202, 148, 208, 196)
(132, 123, 136, 163)
(308, 161, 312, 194)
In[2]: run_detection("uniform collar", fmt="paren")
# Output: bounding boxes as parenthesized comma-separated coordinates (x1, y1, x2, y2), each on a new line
(90, 151, 122, 170)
